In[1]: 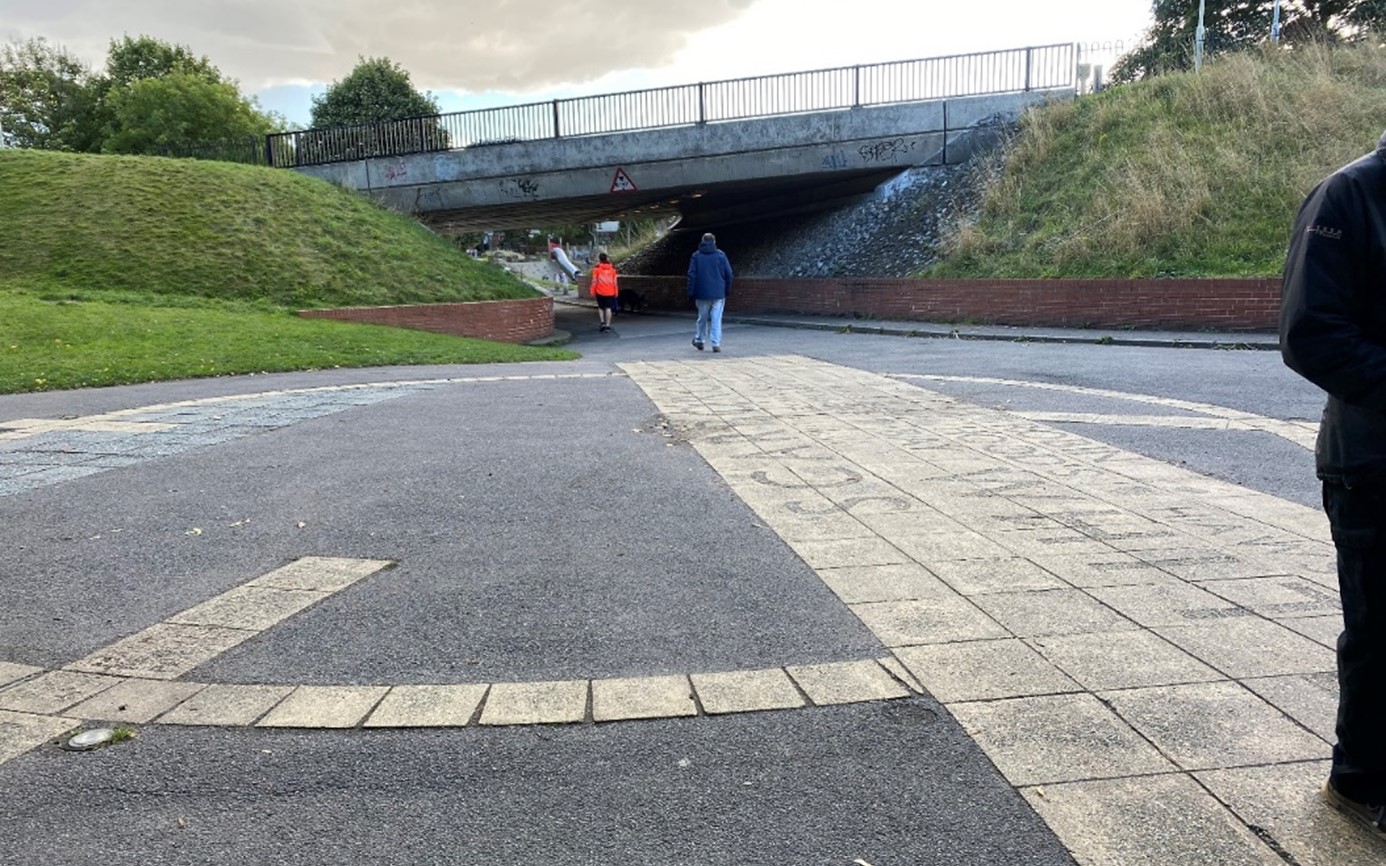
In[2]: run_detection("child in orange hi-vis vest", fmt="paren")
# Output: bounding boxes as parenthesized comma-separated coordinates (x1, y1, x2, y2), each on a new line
(590, 253, 619, 332)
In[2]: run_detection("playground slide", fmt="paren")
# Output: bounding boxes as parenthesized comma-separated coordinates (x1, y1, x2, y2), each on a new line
(551, 246, 580, 277)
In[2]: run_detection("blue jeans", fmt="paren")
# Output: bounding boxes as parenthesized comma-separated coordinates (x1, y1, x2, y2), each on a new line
(695, 298, 725, 347)
(1323, 481, 1386, 802)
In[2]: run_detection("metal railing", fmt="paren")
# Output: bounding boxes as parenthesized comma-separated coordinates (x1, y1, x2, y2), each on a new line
(265, 43, 1077, 169)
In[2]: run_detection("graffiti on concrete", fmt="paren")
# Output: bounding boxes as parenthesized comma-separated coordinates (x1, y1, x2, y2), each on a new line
(382, 161, 409, 181)
(858, 138, 920, 163)
(501, 177, 540, 199)
(821, 151, 850, 170)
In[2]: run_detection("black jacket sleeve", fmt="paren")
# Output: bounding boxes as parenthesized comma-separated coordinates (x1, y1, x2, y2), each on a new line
(1281, 171, 1386, 409)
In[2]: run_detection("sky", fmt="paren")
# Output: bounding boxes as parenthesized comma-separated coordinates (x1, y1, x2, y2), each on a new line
(0, 0, 1156, 127)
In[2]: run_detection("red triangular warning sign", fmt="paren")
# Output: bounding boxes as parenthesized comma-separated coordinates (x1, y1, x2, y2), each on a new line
(610, 168, 637, 193)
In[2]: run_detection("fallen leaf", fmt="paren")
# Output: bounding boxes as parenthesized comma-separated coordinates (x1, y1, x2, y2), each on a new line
(185, 527, 203, 536)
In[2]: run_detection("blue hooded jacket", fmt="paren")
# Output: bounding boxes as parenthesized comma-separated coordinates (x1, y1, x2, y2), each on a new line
(687, 238, 733, 300)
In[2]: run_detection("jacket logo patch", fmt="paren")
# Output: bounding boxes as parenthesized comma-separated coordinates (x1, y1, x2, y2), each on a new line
(1306, 224, 1343, 240)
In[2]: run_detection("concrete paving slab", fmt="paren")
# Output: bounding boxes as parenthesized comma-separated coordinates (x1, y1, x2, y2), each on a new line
(690, 668, 805, 715)
(167, 585, 329, 632)
(1029, 552, 1179, 588)
(1197, 576, 1341, 619)
(364, 684, 489, 727)
(0, 662, 41, 688)
(66, 678, 207, 724)
(0, 710, 77, 764)
(786, 536, 911, 569)
(480, 680, 588, 726)
(247, 556, 394, 592)
(0, 670, 124, 715)
(1197, 761, 1386, 866)
(890, 530, 1018, 563)
(1155, 618, 1337, 678)
(850, 596, 1009, 646)
(1280, 615, 1343, 649)
(785, 660, 910, 705)
(1028, 630, 1223, 691)
(895, 639, 1081, 702)
(948, 693, 1176, 786)
(971, 588, 1139, 638)
(815, 562, 953, 603)
(1102, 680, 1327, 770)
(257, 686, 389, 728)
(1242, 674, 1339, 743)
(590, 676, 696, 722)
(157, 683, 294, 726)
(927, 557, 1068, 595)
(1023, 774, 1285, 866)
(1086, 582, 1246, 628)
(66, 622, 257, 680)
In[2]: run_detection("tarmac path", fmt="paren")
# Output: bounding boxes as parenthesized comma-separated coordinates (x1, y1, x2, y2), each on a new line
(0, 306, 1378, 865)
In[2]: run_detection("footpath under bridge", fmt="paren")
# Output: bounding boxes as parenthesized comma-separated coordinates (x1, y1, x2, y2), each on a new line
(272, 44, 1079, 231)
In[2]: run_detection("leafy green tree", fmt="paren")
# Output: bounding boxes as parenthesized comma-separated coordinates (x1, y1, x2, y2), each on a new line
(1113, 0, 1386, 82)
(101, 72, 278, 156)
(103, 34, 223, 88)
(299, 56, 447, 163)
(310, 56, 440, 127)
(0, 37, 101, 150)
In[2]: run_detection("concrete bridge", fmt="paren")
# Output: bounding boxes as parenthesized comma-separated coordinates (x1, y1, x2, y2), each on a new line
(285, 45, 1077, 232)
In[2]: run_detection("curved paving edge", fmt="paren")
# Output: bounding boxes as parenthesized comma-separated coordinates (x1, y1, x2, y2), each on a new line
(0, 655, 921, 746)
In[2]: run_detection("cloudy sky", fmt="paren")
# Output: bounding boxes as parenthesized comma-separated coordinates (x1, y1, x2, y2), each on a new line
(1, 0, 1157, 126)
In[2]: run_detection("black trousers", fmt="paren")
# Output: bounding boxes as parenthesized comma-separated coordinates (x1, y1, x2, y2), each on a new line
(1323, 481, 1386, 803)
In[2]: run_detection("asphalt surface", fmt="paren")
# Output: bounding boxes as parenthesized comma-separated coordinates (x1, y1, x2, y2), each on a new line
(0, 303, 1328, 865)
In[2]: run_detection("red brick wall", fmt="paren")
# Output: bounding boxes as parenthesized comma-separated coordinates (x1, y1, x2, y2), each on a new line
(298, 297, 554, 343)
(611, 276, 1282, 332)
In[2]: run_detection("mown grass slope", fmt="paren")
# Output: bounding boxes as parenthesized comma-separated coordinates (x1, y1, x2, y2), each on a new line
(0, 150, 573, 394)
(929, 42, 1386, 278)
(0, 149, 533, 307)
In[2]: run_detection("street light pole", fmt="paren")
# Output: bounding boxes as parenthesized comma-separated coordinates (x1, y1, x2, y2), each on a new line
(1195, 0, 1207, 71)
(1272, 0, 1282, 43)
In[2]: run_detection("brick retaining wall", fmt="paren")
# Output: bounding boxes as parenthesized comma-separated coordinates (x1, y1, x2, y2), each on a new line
(601, 276, 1281, 332)
(298, 297, 554, 343)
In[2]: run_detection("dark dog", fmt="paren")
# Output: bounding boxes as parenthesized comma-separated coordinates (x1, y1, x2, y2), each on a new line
(617, 288, 647, 313)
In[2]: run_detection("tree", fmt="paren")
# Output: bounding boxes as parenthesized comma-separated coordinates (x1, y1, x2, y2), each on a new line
(310, 56, 440, 127)
(103, 34, 223, 88)
(100, 72, 277, 156)
(0, 37, 101, 151)
(299, 56, 448, 163)
(1113, 0, 1386, 82)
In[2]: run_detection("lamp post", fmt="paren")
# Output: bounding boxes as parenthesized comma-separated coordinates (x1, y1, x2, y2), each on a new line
(1195, 0, 1207, 71)
(1272, 0, 1282, 43)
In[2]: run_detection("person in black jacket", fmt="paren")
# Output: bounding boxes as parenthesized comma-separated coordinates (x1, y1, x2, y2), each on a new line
(687, 232, 733, 352)
(1281, 131, 1386, 840)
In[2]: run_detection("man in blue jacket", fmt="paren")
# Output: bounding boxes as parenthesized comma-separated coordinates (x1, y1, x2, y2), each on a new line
(687, 232, 733, 353)
(1281, 131, 1386, 841)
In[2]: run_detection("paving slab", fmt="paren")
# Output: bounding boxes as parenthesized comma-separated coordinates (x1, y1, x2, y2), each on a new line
(156, 683, 294, 726)
(365, 684, 489, 728)
(1023, 774, 1285, 866)
(591, 676, 696, 722)
(1102, 680, 1328, 770)
(949, 693, 1176, 786)
(257, 686, 389, 728)
(690, 668, 805, 715)
(895, 639, 1080, 702)
(1197, 761, 1386, 866)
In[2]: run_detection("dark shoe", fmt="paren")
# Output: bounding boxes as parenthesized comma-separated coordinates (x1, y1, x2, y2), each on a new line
(712, 345, 721, 353)
(1323, 780, 1386, 839)
(692, 340, 704, 351)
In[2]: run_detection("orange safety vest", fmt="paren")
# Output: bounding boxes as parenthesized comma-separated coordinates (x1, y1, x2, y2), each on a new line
(590, 262, 619, 296)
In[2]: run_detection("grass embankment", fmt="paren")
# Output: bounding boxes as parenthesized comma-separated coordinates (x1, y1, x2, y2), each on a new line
(929, 42, 1386, 278)
(0, 150, 574, 393)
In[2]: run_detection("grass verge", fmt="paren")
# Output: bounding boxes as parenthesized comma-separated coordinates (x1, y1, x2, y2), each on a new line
(1, 293, 575, 394)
